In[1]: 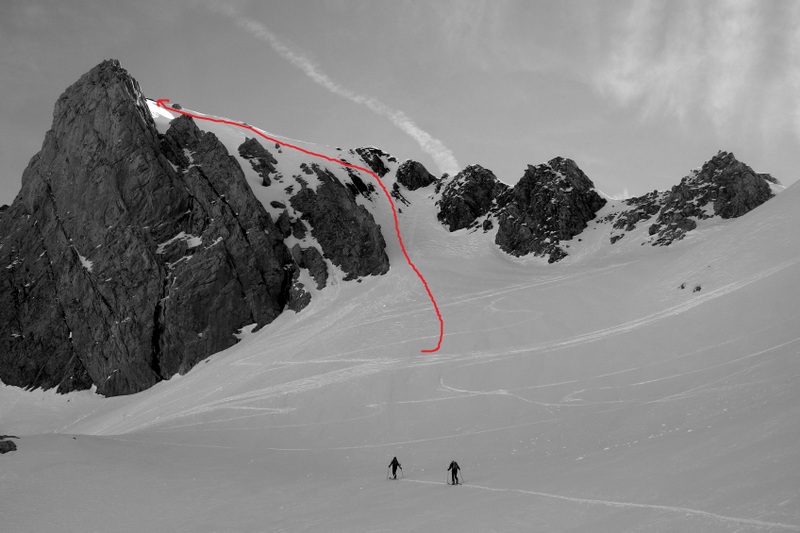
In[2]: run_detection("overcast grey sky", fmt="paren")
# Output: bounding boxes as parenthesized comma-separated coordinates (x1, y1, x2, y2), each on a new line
(1, 0, 798, 206)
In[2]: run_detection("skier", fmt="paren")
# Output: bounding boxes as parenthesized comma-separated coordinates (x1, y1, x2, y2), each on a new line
(447, 460, 461, 485)
(388, 456, 402, 479)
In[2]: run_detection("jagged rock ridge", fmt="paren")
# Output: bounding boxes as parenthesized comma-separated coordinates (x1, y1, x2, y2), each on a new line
(436, 159, 606, 262)
(436, 152, 778, 259)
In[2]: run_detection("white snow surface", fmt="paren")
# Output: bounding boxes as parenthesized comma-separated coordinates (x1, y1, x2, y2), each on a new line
(1, 106, 799, 532)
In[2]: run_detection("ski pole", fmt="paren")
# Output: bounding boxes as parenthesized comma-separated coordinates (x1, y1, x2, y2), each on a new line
(400, 467, 404, 479)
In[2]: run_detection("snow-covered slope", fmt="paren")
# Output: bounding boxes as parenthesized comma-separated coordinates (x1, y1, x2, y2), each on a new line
(2, 106, 799, 532)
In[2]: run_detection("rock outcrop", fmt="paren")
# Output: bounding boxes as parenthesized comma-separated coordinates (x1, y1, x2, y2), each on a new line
(396, 160, 437, 190)
(355, 147, 392, 178)
(0, 441, 17, 454)
(437, 165, 510, 231)
(0, 436, 18, 454)
(290, 165, 389, 280)
(496, 158, 606, 261)
(436, 159, 606, 261)
(0, 60, 300, 396)
(291, 244, 328, 289)
(238, 137, 278, 186)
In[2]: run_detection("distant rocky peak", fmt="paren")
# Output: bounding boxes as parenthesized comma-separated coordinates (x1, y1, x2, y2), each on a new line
(602, 151, 778, 247)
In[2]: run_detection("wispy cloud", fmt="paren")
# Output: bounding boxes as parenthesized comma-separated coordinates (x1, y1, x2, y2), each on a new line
(594, 0, 800, 144)
(212, 4, 460, 176)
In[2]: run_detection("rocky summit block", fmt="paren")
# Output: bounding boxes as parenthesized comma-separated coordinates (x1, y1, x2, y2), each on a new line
(396, 160, 438, 191)
(437, 165, 510, 231)
(0, 60, 300, 396)
(495, 158, 606, 262)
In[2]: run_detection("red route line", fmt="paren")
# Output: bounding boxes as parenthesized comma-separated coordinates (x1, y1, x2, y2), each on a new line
(155, 99, 444, 353)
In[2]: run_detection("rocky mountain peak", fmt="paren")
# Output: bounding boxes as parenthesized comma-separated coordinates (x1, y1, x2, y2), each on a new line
(48, 59, 151, 151)
(396, 160, 437, 191)
(643, 151, 775, 245)
(436, 165, 510, 231)
(0, 60, 332, 396)
(602, 151, 779, 246)
(496, 159, 606, 261)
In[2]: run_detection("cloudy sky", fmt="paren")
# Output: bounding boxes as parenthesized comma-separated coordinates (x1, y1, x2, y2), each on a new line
(1, 0, 798, 205)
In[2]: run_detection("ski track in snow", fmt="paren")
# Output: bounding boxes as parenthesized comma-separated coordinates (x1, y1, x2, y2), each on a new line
(404, 479, 800, 531)
(120, 331, 799, 451)
(102, 310, 799, 436)
(444, 256, 800, 367)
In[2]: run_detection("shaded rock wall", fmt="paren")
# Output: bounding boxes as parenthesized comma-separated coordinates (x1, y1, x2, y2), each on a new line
(396, 160, 437, 191)
(0, 60, 298, 396)
(496, 158, 606, 261)
(290, 165, 389, 280)
(437, 165, 509, 231)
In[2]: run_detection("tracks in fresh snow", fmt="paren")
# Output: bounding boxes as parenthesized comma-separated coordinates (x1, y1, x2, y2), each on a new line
(404, 479, 800, 531)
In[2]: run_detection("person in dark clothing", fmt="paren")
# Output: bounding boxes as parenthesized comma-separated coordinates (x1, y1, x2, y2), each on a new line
(388, 456, 402, 479)
(447, 460, 460, 485)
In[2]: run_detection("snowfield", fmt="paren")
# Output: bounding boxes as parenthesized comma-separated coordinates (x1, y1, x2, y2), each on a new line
(2, 108, 799, 532)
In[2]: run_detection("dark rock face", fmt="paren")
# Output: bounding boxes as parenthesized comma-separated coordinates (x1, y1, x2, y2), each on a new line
(355, 147, 391, 178)
(436, 159, 606, 262)
(705, 151, 774, 218)
(437, 165, 509, 231)
(275, 210, 293, 238)
(291, 244, 328, 289)
(344, 168, 375, 198)
(0, 60, 298, 396)
(290, 165, 389, 280)
(612, 191, 667, 232)
(396, 160, 437, 190)
(0, 437, 17, 454)
(647, 151, 774, 245)
(156, 115, 299, 376)
(495, 158, 606, 261)
(238, 137, 278, 186)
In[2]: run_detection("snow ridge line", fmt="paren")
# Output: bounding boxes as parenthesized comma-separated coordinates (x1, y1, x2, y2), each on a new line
(405, 479, 800, 530)
(153, 99, 444, 353)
